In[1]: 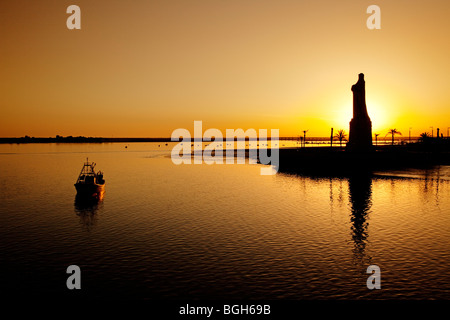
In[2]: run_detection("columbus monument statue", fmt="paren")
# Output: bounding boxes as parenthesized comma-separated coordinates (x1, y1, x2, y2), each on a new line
(347, 73, 373, 151)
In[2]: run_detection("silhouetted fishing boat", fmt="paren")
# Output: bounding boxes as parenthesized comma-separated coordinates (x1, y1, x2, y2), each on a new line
(74, 158, 105, 197)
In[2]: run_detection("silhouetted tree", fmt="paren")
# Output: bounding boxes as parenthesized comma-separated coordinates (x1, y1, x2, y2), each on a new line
(333, 129, 347, 147)
(386, 128, 402, 145)
(419, 132, 431, 143)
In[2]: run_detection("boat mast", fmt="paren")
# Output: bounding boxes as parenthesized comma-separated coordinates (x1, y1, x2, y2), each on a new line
(76, 157, 97, 183)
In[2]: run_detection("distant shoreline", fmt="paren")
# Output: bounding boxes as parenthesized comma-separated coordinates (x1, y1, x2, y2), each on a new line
(0, 136, 415, 144)
(0, 136, 341, 144)
(0, 137, 173, 144)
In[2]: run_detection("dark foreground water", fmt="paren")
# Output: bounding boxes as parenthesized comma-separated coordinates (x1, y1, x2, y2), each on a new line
(1, 143, 449, 301)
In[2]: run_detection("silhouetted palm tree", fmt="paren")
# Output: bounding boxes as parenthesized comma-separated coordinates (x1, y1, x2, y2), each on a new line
(333, 129, 347, 147)
(419, 132, 431, 143)
(386, 128, 402, 145)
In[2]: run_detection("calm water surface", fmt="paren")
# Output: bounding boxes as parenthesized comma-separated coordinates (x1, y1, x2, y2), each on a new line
(1, 143, 450, 300)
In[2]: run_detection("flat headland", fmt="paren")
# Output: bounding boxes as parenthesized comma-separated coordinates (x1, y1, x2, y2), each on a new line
(192, 140, 450, 176)
(276, 141, 450, 176)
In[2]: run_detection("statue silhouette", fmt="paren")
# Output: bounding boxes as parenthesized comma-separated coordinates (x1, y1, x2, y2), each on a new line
(348, 73, 373, 151)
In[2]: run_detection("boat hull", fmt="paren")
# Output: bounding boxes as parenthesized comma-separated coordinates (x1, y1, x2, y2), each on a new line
(75, 183, 105, 197)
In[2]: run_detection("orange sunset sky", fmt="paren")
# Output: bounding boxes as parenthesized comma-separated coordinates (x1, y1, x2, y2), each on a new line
(1, 0, 450, 138)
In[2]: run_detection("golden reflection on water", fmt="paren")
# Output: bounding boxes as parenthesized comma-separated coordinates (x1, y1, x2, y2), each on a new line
(322, 168, 449, 275)
(2, 142, 450, 299)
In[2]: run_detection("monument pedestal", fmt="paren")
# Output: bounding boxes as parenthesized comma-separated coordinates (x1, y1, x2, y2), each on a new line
(348, 117, 373, 152)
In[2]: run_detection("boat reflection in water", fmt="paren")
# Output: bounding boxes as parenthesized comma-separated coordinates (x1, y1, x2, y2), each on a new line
(74, 192, 104, 230)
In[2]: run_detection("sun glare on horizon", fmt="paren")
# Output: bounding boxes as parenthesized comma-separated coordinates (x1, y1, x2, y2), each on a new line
(367, 100, 389, 134)
(331, 99, 389, 137)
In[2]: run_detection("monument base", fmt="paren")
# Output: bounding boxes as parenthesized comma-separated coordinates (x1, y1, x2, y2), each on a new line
(347, 117, 373, 152)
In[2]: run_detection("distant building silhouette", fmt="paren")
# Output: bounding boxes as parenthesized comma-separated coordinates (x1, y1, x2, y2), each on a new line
(347, 73, 373, 151)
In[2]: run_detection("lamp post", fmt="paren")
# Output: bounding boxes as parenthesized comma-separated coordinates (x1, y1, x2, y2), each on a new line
(430, 126, 434, 138)
(409, 127, 412, 143)
(447, 127, 449, 138)
(302, 130, 308, 148)
(330, 128, 333, 148)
